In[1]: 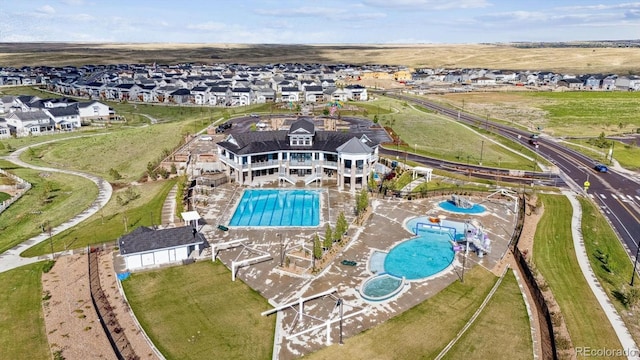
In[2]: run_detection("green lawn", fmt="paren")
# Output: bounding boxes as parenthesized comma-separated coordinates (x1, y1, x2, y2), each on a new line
(22, 179, 174, 257)
(23, 126, 187, 182)
(372, 96, 537, 170)
(425, 91, 640, 138)
(307, 267, 497, 359)
(443, 269, 532, 360)
(0, 192, 10, 202)
(579, 197, 640, 344)
(565, 139, 640, 171)
(122, 261, 275, 360)
(533, 194, 623, 355)
(0, 163, 98, 254)
(0, 261, 50, 360)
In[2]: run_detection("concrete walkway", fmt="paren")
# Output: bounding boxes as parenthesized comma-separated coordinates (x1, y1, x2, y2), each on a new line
(564, 190, 639, 359)
(160, 184, 178, 227)
(0, 139, 113, 273)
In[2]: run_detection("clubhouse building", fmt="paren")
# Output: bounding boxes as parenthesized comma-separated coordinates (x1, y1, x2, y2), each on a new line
(216, 118, 381, 191)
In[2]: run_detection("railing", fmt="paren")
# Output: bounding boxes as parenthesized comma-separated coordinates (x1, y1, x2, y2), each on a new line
(322, 161, 338, 169)
(242, 159, 280, 169)
(0, 169, 31, 215)
(279, 172, 296, 185)
(304, 173, 322, 185)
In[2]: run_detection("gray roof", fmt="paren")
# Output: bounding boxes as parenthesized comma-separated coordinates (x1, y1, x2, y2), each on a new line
(288, 118, 315, 135)
(10, 110, 50, 121)
(336, 137, 373, 154)
(46, 106, 79, 117)
(218, 128, 378, 155)
(118, 226, 206, 255)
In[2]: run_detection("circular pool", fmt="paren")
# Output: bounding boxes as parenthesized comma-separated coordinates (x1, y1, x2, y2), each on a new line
(360, 274, 405, 301)
(384, 236, 455, 280)
(438, 200, 486, 214)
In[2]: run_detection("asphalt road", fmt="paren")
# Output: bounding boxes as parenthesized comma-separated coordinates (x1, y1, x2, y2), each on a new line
(385, 91, 640, 266)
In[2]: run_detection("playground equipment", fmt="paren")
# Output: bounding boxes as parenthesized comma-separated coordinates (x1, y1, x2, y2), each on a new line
(461, 220, 491, 257)
(450, 194, 474, 209)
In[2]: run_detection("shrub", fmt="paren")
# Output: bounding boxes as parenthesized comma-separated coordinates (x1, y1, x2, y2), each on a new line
(42, 260, 55, 273)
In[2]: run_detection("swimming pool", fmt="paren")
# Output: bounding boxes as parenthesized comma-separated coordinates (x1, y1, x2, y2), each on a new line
(360, 273, 405, 301)
(384, 218, 455, 280)
(438, 200, 486, 214)
(229, 189, 320, 227)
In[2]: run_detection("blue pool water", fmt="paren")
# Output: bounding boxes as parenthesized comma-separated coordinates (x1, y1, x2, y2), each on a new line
(438, 200, 486, 214)
(360, 274, 404, 301)
(229, 189, 320, 227)
(383, 217, 456, 280)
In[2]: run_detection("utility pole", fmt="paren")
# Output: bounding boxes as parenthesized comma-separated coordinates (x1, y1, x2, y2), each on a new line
(631, 241, 640, 286)
(480, 140, 484, 164)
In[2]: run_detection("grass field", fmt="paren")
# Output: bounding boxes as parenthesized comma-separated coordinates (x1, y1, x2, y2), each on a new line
(533, 194, 623, 355)
(0, 192, 10, 202)
(443, 269, 532, 360)
(22, 179, 175, 257)
(0, 261, 50, 360)
(23, 126, 187, 182)
(427, 91, 640, 138)
(2, 43, 640, 74)
(565, 139, 640, 171)
(122, 261, 275, 360)
(306, 267, 498, 359)
(0, 160, 98, 254)
(579, 197, 640, 344)
(370, 96, 536, 170)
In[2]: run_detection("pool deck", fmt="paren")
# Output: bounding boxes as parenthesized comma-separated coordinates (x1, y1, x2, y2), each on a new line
(196, 183, 518, 359)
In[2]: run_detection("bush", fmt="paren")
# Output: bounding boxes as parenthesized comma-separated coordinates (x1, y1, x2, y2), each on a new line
(42, 260, 56, 273)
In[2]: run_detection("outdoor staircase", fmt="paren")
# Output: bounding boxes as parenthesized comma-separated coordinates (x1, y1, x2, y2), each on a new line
(304, 173, 322, 185)
(279, 172, 296, 185)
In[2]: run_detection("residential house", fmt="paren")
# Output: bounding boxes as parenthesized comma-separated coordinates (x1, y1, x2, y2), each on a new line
(557, 78, 583, 89)
(77, 101, 110, 121)
(344, 85, 367, 101)
(118, 226, 207, 271)
(5, 110, 54, 137)
(281, 87, 300, 102)
(304, 86, 324, 103)
(169, 88, 194, 104)
(44, 106, 81, 131)
(0, 118, 10, 139)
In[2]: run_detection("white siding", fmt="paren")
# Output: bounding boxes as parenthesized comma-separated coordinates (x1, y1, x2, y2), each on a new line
(126, 255, 142, 269)
(154, 249, 169, 264)
(175, 247, 189, 261)
(141, 252, 155, 266)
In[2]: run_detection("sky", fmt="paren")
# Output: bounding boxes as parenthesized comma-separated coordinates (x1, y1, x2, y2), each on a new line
(1, 0, 639, 44)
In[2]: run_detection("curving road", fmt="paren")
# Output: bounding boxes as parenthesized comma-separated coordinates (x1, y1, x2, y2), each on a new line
(384, 91, 640, 268)
(0, 136, 113, 273)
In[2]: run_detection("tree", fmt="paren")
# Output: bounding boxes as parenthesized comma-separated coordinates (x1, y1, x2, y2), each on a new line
(323, 224, 333, 250)
(335, 212, 348, 242)
(323, 108, 330, 116)
(373, 114, 379, 124)
(313, 233, 322, 260)
(356, 188, 369, 216)
(109, 168, 122, 180)
(368, 171, 377, 191)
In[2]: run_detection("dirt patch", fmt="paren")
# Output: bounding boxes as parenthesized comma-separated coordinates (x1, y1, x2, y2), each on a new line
(42, 254, 114, 359)
(42, 252, 161, 360)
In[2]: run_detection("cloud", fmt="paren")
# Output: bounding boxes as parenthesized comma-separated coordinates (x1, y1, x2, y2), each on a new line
(59, 0, 85, 5)
(625, 9, 640, 18)
(361, 0, 490, 10)
(254, 6, 385, 21)
(36, 5, 56, 15)
(555, 2, 640, 11)
(187, 22, 226, 31)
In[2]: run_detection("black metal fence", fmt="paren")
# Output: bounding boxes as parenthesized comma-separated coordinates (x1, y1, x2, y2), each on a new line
(510, 197, 558, 360)
(88, 247, 139, 360)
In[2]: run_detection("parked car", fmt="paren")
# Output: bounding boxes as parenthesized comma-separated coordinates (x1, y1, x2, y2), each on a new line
(594, 164, 608, 173)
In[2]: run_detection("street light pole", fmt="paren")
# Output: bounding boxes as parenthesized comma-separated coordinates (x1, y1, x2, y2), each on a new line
(480, 140, 484, 164)
(631, 242, 640, 286)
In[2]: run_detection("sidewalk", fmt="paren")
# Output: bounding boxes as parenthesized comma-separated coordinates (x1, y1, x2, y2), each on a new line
(564, 190, 639, 358)
(0, 139, 113, 273)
